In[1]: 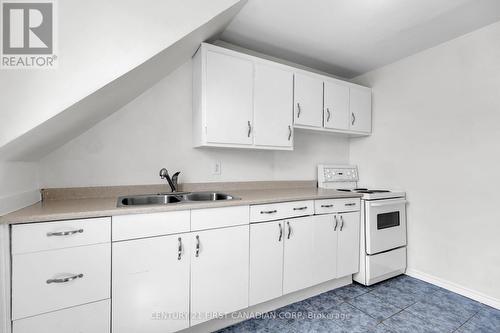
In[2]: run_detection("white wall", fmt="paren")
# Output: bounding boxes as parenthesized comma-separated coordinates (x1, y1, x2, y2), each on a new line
(0, 162, 40, 215)
(40, 61, 349, 188)
(0, 0, 240, 149)
(351, 21, 500, 302)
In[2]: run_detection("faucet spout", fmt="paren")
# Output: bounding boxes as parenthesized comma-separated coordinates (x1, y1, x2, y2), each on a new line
(159, 168, 178, 192)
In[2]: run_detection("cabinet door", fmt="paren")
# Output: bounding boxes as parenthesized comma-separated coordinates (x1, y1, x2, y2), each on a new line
(205, 50, 254, 145)
(254, 64, 293, 148)
(310, 214, 338, 286)
(283, 217, 314, 294)
(191, 225, 249, 325)
(349, 87, 372, 133)
(112, 234, 190, 333)
(293, 73, 323, 128)
(337, 212, 361, 277)
(324, 81, 349, 130)
(249, 221, 284, 306)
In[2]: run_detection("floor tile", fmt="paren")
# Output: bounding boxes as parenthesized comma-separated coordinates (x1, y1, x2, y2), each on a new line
(383, 309, 454, 333)
(369, 283, 419, 308)
(304, 290, 344, 313)
(456, 305, 500, 333)
(405, 301, 467, 332)
(348, 292, 401, 321)
(329, 303, 379, 332)
(334, 283, 372, 301)
(419, 289, 484, 319)
(382, 275, 441, 300)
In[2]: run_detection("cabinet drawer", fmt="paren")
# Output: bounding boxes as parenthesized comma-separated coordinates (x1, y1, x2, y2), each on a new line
(13, 299, 110, 333)
(12, 217, 110, 254)
(12, 243, 111, 320)
(314, 198, 360, 214)
(191, 205, 249, 231)
(112, 211, 190, 241)
(250, 200, 314, 223)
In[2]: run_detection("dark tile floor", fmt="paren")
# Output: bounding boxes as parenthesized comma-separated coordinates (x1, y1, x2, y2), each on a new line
(215, 275, 500, 332)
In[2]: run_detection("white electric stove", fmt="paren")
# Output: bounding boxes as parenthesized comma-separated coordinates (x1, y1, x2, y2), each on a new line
(318, 165, 407, 286)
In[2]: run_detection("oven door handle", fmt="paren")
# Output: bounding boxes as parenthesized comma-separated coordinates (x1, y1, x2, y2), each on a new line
(369, 199, 407, 207)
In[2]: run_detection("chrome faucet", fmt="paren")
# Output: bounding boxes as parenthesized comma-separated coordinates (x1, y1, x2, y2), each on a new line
(159, 168, 180, 192)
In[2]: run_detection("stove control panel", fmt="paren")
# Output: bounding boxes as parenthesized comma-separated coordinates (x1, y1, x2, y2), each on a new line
(318, 165, 358, 188)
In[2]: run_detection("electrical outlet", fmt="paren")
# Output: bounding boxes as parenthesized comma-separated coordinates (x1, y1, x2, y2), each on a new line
(213, 161, 221, 175)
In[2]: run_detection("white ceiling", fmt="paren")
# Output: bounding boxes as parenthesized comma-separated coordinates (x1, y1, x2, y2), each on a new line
(221, 0, 500, 78)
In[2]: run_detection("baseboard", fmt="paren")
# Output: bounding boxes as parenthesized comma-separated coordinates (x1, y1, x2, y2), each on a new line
(406, 268, 500, 310)
(0, 189, 40, 216)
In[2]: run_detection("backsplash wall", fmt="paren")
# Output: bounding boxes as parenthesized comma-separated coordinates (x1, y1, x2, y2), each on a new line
(40, 61, 349, 188)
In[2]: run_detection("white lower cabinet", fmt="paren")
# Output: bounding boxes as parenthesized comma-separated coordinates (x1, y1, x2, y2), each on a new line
(249, 221, 284, 306)
(282, 215, 338, 294)
(112, 233, 191, 333)
(190, 225, 250, 326)
(337, 212, 361, 277)
(283, 216, 315, 294)
(13, 300, 110, 333)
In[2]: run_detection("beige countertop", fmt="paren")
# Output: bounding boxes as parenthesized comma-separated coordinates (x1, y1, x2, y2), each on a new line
(0, 187, 361, 224)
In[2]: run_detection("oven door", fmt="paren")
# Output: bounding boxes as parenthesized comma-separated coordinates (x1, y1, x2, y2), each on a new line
(365, 198, 407, 255)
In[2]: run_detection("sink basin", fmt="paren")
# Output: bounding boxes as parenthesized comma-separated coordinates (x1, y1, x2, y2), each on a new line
(182, 192, 235, 201)
(118, 194, 182, 207)
(117, 191, 237, 207)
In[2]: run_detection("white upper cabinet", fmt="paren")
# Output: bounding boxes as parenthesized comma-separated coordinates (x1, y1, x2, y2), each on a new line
(324, 80, 350, 130)
(293, 73, 324, 128)
(205, 50, 254, 145)
(349, 86, 372, 133)
(254, 63, 294, 148)
(193, 43, 372, 150)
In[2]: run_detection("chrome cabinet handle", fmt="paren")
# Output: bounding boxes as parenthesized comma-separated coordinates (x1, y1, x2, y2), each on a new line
(261, 210, 277, 214)
(46, 229, 83, 237)
(46, 273, 84, 284)
(340, 216, 344, 231)
(247, 121, 252, 137)
(195, 235, 200, 257)
(177, 237, 182, 260)
(326, 108, 331, 122)
(293, 206, 308, 211)
(297, 103, 301, 118)
(334, 216, 338, 231)
(287, 221, 292, 239)
(321, 204, 334, 208)
(345, 203, 356, 206)
(351, 112, 356, 125)
(288, 125, 292, 141)
(278, 223, 283, 242)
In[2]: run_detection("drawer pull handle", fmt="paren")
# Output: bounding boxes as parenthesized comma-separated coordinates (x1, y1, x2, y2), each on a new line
(340, 216, 345, 231)
(334, 216, 338, 231)
(345, 203, 356, 206)
(293, 206, 308, 211)
(46, 229, 84, 237)
(261, 210, 277, 214)
(195, 235, 200, 257)
(46, 273, 84, 284)
(178, 237, 182, 260)
(278, 223, 283, 242)
(321, 204, 334, 208)
(287, 221, 292, 239)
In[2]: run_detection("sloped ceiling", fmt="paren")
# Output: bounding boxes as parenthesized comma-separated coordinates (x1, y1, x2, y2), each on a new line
(0, 0, 246, 161)
(221, 0, 500, 78)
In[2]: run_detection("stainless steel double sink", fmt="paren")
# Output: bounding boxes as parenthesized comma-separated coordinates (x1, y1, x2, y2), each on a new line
(117, 191, 237, 207)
